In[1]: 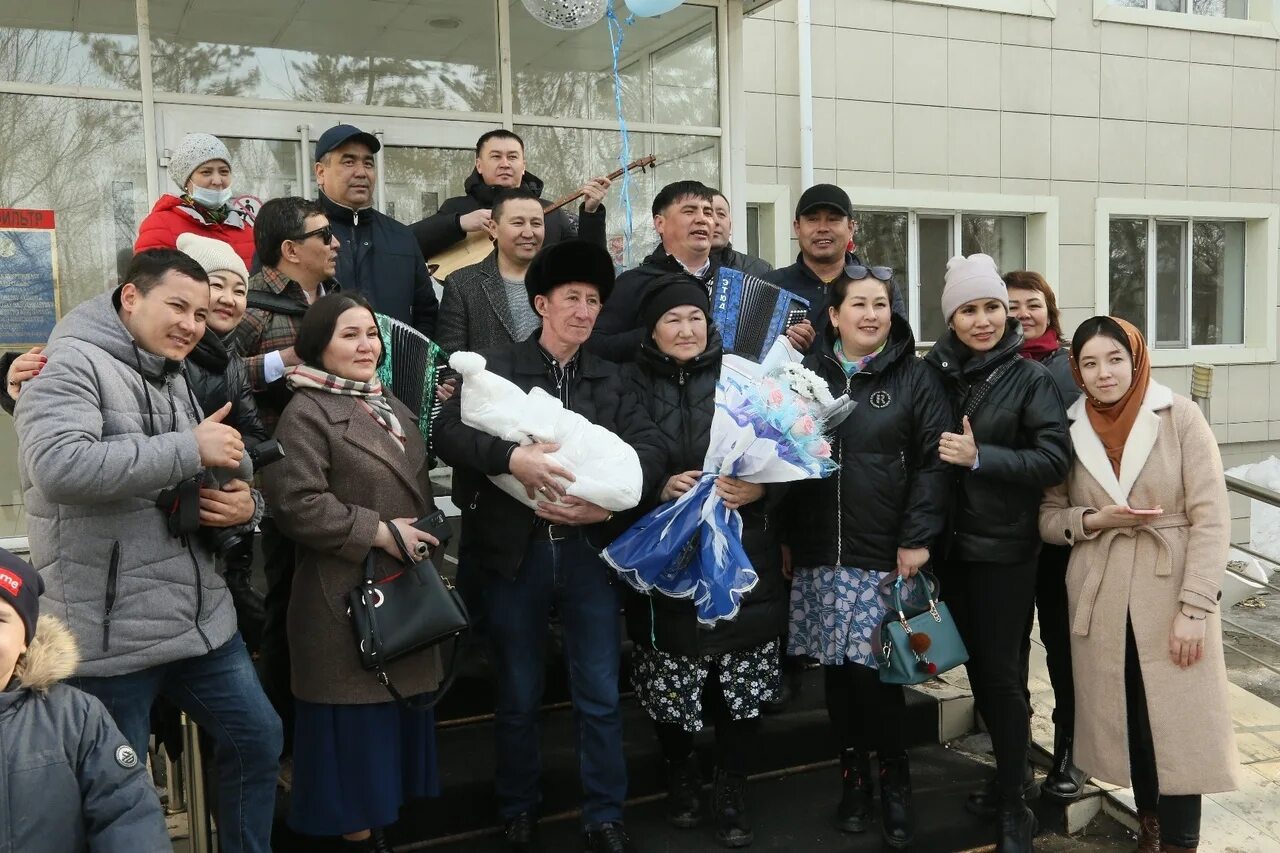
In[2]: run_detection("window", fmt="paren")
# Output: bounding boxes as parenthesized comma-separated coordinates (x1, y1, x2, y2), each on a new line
(854, 210, 1027, 343)
(1108, 216, 1246, 348)
(1096, 199, 1276, 366)
(1108, 0, 1247, 17)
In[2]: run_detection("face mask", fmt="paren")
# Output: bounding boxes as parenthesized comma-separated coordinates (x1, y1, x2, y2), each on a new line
(190, 185, 234, 209)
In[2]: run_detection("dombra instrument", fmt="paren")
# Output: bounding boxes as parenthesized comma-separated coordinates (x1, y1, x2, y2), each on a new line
(429, 155, 658, 279)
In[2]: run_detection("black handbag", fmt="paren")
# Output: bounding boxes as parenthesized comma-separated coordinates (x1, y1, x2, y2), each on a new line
(347, 523, 469, 710)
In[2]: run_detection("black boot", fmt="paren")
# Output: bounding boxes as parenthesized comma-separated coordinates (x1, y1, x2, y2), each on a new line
(712, 768, 754, 848)
(878, 754, 915, 850)
(664, 756, 703, 828)
(1040, 731, 1087, 804)
(369, 828, 393, 853)
(836, 748, 872, 833)
(995, 801, 1037, 853)
(966, 763, 1036, 820)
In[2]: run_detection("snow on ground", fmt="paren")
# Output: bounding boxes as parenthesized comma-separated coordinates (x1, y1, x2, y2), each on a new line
(1226, 456, 1280, 565)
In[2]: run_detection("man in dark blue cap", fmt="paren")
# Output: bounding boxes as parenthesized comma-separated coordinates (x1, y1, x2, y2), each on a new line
(313, 123, 438, 337)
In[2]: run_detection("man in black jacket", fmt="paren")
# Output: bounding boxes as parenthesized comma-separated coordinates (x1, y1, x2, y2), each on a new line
(435, 240, 663, 853)
(710, 189, 773, 278)
(588, 180, 717, 362)
(765, 184, 906, 352)
(313, 123, 437, 336)
(411, 128, 611, 263)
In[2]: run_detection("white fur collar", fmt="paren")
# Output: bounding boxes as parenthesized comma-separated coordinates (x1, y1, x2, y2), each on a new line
(1067, 381, 1174, 506)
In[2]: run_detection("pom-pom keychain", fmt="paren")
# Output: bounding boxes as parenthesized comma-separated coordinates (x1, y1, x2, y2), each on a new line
(908, 632, 932, 654)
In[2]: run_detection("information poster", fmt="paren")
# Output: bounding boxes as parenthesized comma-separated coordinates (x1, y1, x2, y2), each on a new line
(0, 208, 60, 348)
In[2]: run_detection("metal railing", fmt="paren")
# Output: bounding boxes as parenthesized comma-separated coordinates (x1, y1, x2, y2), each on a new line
(1221, 474, 1280, 679)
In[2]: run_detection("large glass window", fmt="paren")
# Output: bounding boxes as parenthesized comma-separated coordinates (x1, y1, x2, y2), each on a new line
(146, 0, 500, 110)
(854, 209, 1027, 344)
(0, 1, 139, 88)
(511, 1, 718, 127)
(515, 125, 720, 265)
(382, 146, 479, 226)
(1107, 0, 1247, 17)
(1108, 215, 1246, 347)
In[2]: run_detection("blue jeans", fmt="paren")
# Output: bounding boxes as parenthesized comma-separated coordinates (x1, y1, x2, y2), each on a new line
(72, 633, 282, 853)
(485, 536, 626, 826)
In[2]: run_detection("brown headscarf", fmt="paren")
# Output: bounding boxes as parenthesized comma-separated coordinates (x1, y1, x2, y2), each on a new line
(1069, 316, 1151, 476)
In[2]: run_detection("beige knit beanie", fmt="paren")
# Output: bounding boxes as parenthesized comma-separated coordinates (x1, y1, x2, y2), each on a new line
(177, 233, 250, 284)
(941, 253, 1007, 321)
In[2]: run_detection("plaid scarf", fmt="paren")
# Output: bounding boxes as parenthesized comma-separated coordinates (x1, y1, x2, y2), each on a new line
(286, 365, 406, 449)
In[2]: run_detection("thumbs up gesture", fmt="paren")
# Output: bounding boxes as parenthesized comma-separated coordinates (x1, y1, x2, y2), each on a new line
(939, 415, 978, 468)
(192, 402, 245, 469)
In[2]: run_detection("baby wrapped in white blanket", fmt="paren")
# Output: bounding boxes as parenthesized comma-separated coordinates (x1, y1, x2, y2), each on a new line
(449, 351, 643, 512)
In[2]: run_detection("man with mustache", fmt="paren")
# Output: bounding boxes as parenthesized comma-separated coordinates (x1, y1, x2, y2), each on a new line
(765, 184, 905, 353)
(314, 123, 439, 337)
(437, 187, 549, 354)
(13, 248, 280, 853)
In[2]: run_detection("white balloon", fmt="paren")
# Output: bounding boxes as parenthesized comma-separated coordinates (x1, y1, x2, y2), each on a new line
(521, 0, 607, 30)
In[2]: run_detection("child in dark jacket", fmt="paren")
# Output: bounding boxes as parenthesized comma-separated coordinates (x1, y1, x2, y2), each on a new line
(0, 547, 170, 852)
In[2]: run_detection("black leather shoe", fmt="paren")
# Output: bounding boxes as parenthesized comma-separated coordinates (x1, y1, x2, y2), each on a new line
(995, 803, 1037, 853)
(878, 754, 915, 850)
(836, 748, 872, 833)
(712, 769, 754, 848)
(664, 757, 702, 828)
(965, 764, 1036, 820)
(1040, 732, 1087, 804)
(583, 821, 637, 853)
(504, 812, 540, 852)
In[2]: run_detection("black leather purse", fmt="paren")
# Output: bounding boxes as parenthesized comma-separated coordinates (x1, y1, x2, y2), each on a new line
(347, 523, 469, 710)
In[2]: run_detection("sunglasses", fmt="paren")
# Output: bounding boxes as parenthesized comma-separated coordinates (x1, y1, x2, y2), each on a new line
(845, 264, 894, 282)
(292, 225, 334, 244)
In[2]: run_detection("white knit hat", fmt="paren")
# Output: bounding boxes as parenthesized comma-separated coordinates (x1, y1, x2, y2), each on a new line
(941, 253, 1008, 321)
(169, 133, 232, 191)
(177, 233, 249, 284)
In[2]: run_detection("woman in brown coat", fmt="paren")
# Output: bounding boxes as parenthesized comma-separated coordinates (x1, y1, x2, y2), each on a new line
(266, 292, 444, 853)
(1039, 317, 1238, 853)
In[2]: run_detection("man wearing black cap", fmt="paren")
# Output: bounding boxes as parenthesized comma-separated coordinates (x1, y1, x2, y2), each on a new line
(314, 123, 438, 336)
(765, 183, 905, 352)
(435, 240, 664, 853)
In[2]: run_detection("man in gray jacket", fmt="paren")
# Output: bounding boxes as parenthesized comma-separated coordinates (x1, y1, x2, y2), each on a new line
(13, 249, 282, 853)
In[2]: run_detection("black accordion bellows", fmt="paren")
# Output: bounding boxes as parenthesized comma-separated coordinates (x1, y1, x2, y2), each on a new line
(710, 268, 810, 363)
(374, 314, 450, 463)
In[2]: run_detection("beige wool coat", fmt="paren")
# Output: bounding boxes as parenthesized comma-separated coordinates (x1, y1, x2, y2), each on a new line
(265, 388, 443, 705)
(1039, 381, 1239, 795)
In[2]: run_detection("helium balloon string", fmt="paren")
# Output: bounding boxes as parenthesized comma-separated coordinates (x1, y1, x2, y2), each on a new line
(606, 1, 636, 268)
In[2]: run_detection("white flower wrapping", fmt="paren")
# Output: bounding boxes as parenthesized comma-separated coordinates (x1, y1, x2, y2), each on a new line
(448, 351, 644, 512)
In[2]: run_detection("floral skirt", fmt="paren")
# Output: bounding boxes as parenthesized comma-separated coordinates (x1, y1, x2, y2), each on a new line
(787, 566, 912, 668)
(631, 639, 782, 733)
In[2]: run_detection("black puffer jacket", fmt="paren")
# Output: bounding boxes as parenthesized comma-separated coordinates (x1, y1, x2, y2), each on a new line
(434, 334, 667, 580)
(1032, 345, 1081, 408)
(186, 329, 269, 448)
(589, 246, 716, 363)
(713, 243, 773, 278)
(923, 320, 1070, 564)
(410, 168, 607, 262)
(783, 315, 952, 572)
(619, 332, 787, 658)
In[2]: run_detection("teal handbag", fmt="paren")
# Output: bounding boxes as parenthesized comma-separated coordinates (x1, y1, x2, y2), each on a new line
(876, 572, 968, 685)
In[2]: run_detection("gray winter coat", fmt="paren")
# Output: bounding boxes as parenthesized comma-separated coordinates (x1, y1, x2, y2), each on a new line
(15, 291, 246, 677)
(0, 616, 170, 852)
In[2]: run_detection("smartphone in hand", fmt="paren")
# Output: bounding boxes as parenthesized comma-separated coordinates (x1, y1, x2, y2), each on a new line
(1126, 506, 1163, 515)
(411, 509, 453, 548)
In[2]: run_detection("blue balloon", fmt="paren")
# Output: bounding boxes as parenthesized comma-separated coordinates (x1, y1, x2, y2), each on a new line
(625, 0, 684, 16)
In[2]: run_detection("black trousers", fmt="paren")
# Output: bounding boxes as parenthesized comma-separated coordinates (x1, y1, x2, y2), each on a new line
(1019, 543, 1074, 734)
(255, 516, 296, 749)
(1125, 621, 1201, 848)
(943, 558, 1038, 803)
(654, 664, 761, 776)
(823, 662, 906, 758)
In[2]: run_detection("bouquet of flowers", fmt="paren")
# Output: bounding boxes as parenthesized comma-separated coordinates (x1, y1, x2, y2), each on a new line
(603, 340, 854, 625)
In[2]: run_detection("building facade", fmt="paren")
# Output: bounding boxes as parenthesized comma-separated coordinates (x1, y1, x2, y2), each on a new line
(2, 0, 1280, 542)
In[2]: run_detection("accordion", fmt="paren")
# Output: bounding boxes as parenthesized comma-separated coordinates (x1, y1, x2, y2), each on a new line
(710, 267, 810, 363)
(375, 314, 450, 464)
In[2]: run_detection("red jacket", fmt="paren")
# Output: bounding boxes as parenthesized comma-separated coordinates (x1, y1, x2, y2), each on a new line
(134, 194, 257, 267)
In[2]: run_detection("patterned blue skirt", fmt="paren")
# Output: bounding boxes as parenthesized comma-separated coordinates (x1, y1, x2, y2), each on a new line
(787, 566, 912, 668)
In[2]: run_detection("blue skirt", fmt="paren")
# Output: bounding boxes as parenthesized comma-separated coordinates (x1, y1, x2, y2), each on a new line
(289, 697, 441, 837)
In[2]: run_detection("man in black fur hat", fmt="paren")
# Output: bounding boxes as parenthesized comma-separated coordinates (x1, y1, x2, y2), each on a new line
(435, 240, 665, 853)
